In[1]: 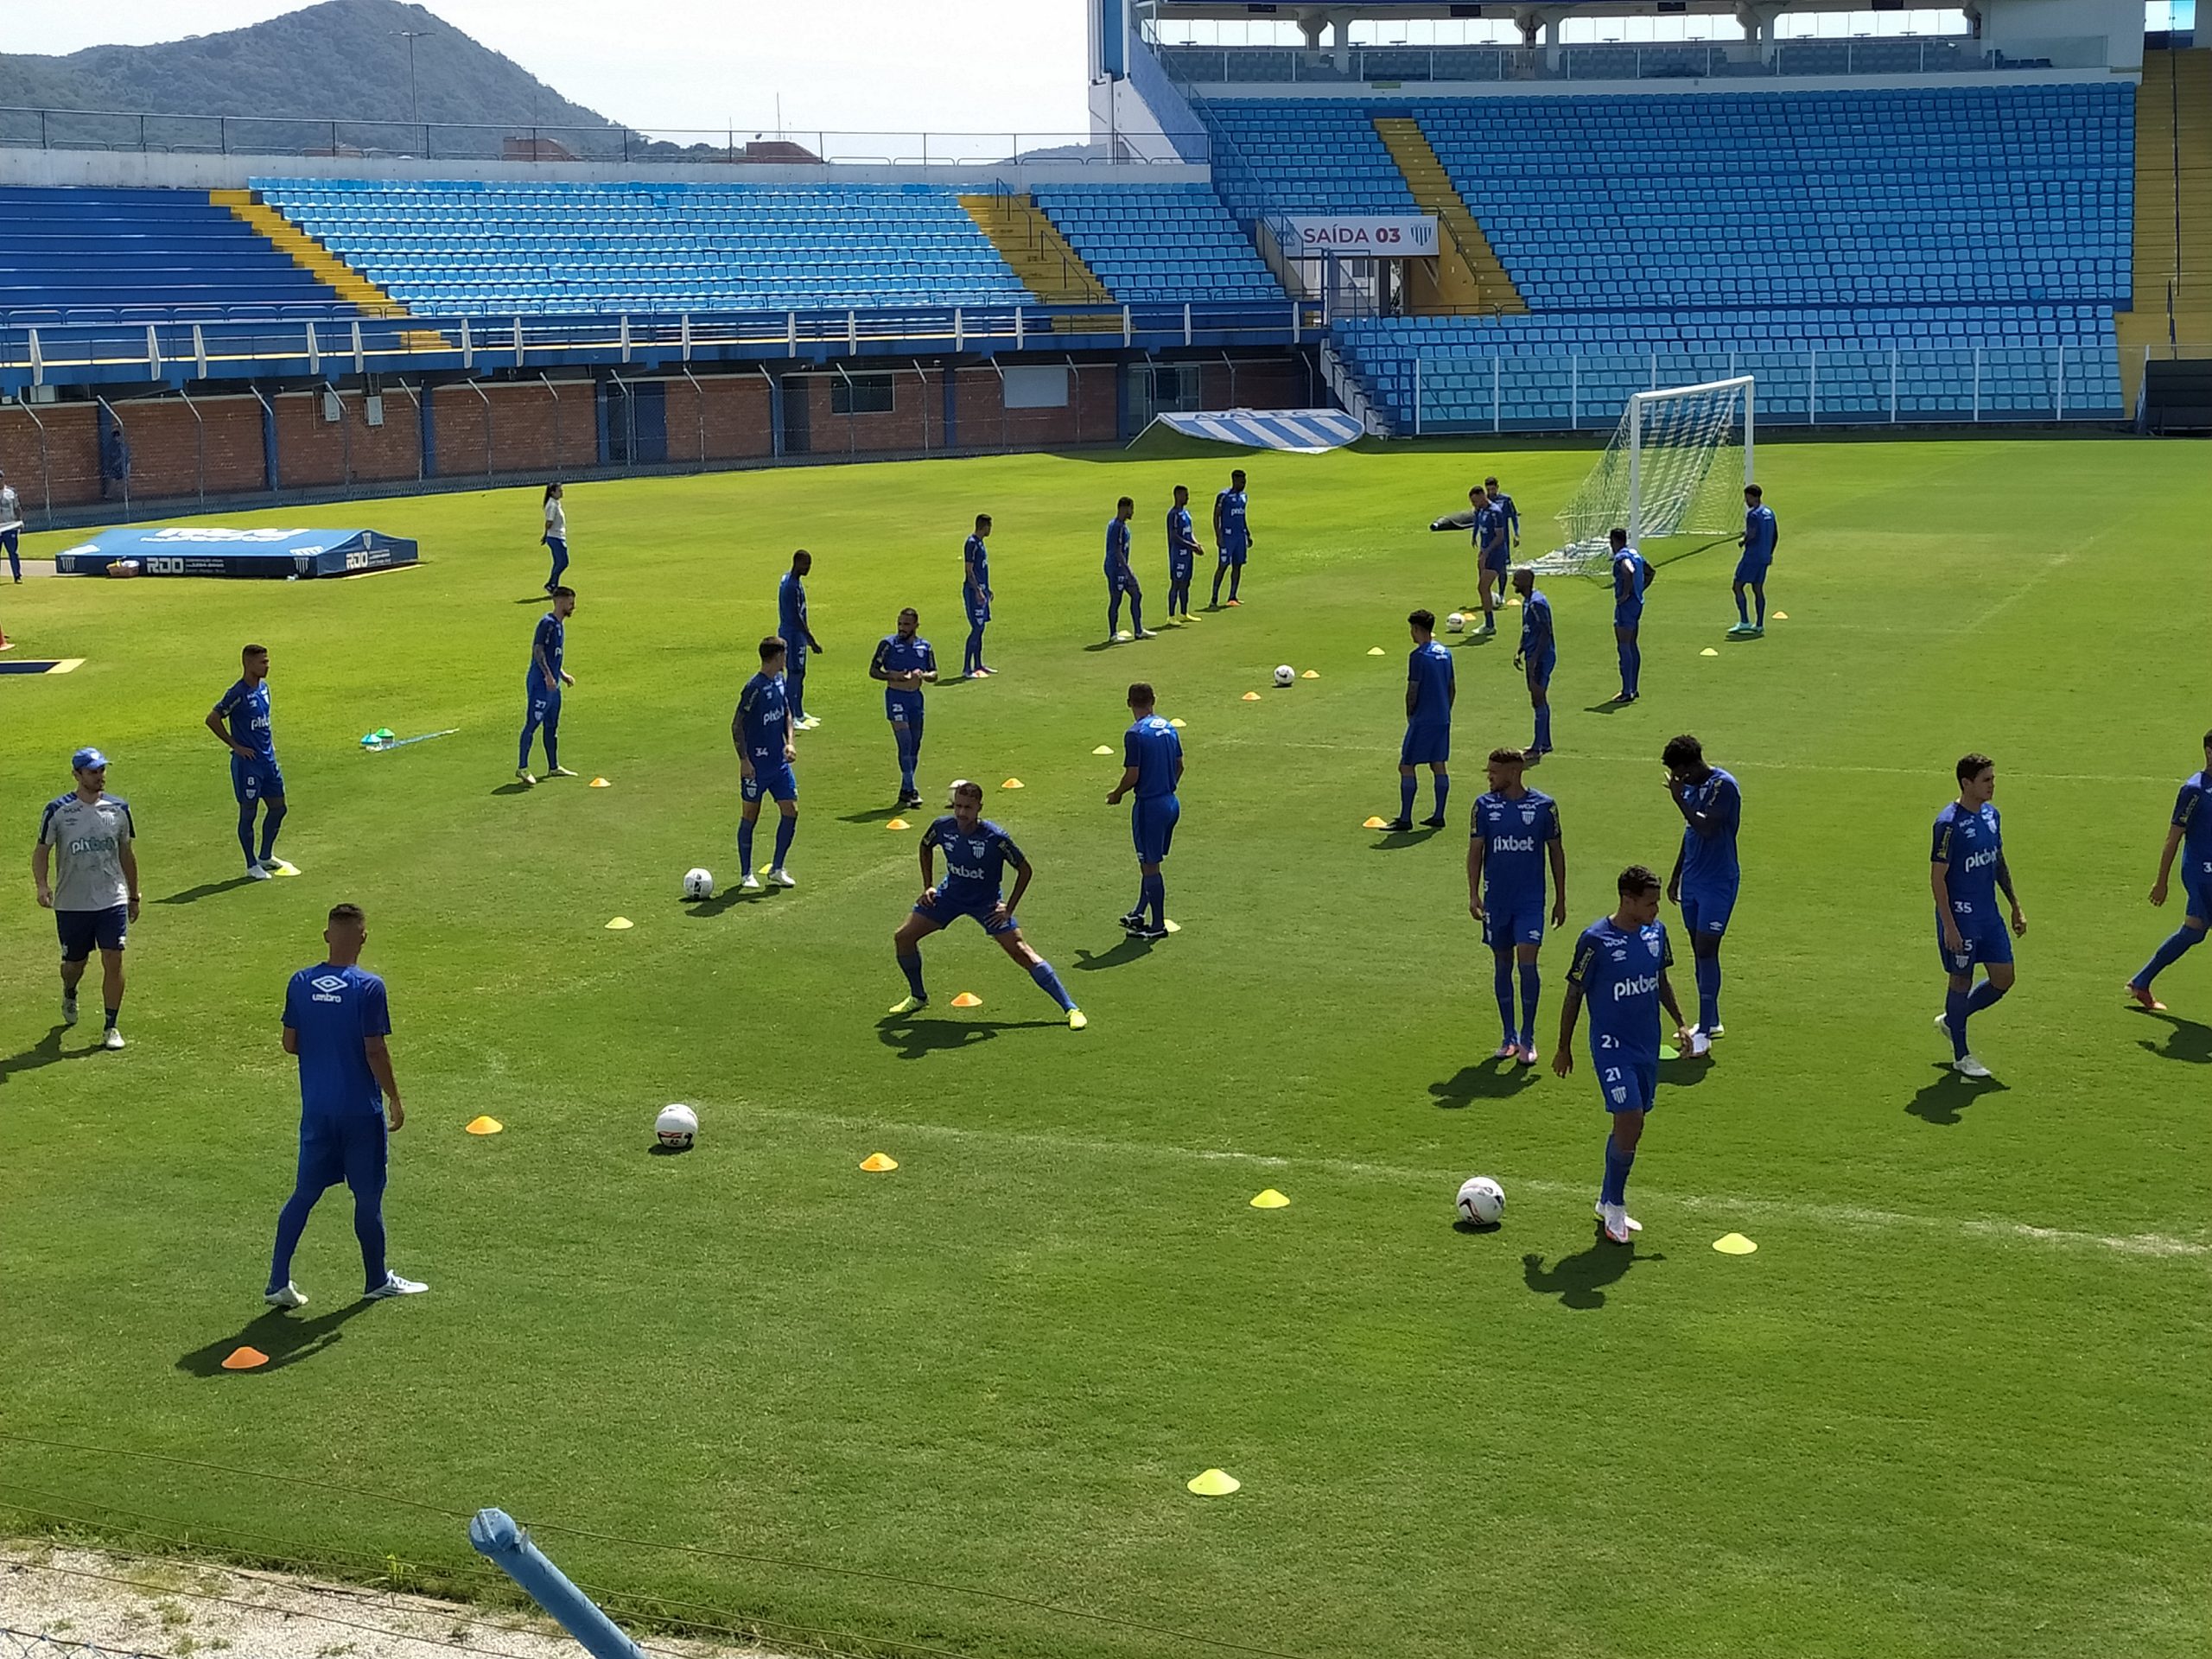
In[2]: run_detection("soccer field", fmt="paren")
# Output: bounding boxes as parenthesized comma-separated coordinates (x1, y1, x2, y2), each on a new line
(3, 435, 2208, 1659)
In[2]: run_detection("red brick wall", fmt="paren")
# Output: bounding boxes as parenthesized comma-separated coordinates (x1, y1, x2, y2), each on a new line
(949, 363, 1115, 449)
(273, 389, 423, 490)
(660, 373, 775, 462)
(0, 403, 100, 510)
(433, 380, 596, 480)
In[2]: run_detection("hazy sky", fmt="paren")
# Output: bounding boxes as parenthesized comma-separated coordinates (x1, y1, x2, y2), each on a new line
(10, 1, 1095, 139)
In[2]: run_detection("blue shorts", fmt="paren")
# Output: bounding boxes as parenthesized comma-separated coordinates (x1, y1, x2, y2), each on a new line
(913, 890, 1018, 938)
(1680, 885, 1738, 941)
(1402, 723, 1451, 766)
(1483, 895, 1546, 950)
(1483, 550, 1510, 575)
(296, 1109, 388, 1197)
(1733, 556, 1771, 588)
(1614, 602, 1643, 631)
(2186, 874, 2212, 927)
(1597, 1057, 1659, 1115)
(965, 601, 991, 626)
(887, 699, 924, 735)
(741, 765, 798, 804)
(525, 687, 562, 725)
(1169, 559, 1194, 583)
(1106, 569, 1141, 595)
(1525, 652, 1555, 689)
(1938, 916, 2014, 975)
(231, 754, 285, 804)
(1218, 543, 1248, 568)
(57, 905, 128, 960)
(1133, 794, 1179, 864)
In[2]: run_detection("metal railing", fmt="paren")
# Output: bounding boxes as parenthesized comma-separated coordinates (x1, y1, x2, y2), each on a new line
(0, 108, 1208, 168)
(1149, 35, 2109, 85)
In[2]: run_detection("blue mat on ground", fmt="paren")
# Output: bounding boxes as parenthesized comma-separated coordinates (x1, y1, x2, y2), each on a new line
(1143, 409, 1366, 452)
(53, 527, 418, 579)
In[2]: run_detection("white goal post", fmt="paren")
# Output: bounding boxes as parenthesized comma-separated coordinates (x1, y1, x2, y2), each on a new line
(1536, 376, 1755, 577)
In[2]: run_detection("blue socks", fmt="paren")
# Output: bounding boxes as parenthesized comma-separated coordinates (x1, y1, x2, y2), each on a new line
(1533, 705, 1552, 752)
(1967, 978, 2009, 1017)
(1129, 592, 1145, 632)
(1694, 955, 1721, 1032)
(267, 1182, 385, 1296)
(737, 817, 756, 873)
(964, 624, 985, 675)
(1517, 961, 1541, 1046)
(895, 728, 919, 794)
(1625, 643, 1640, 696)
(1109, 593, 1122, 636)
(1141, 872, 1165, 927)
(1492, 951, 1516, 1043)
(1618, 642, 1633, 696)
(1030, 959, 1075, 1012)
(1944, 986, 1972, 1058)
(1755, 590, 1766, 627)
(1736, 589, 1750, 626)
(1433, 774, 1450, 820)
(1601, 1138, 1636, 1206)
(771, 814, 797, 871)
(1399, 774, 1418, 819)
(897, 950, 926, 998)
(236, 809, 257, 868)
(257, 801, 286, 862)
(2134, 924, 2204, 989)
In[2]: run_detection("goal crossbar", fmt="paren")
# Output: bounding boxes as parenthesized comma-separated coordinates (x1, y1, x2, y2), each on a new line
(1537, 375, 1755, 577)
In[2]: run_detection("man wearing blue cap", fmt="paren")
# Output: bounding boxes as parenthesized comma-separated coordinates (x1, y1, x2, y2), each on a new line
(33, 748, 139, 1050)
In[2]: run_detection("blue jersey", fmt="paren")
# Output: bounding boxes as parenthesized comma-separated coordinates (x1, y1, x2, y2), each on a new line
(1611, 549, 1650, 608)
(1568, 916, 1674, 1065)
(1104, 517, 1133, 577)
(1932, 800, 2004, 930)
(1216, 489, 1249, 550)
(963, 534, 990, 598)
(1489, 490, 1519, 538)
(1166, 505, 1198, 562)
(531, 612, 565, 686)
(922, 814, 1024, 908)
(778, 571, 809, 645)
(871, 633, 935, 711)
(1473, 788, 1558, 905)
(2175, 772, 2212, 887)
(1475, 503, 1509, 563)
(283, 962, 391, 1120)
(1407, 639, 1454, 725)
(1124, 714, 1182, 798)
(735, 671, 790, 765)
(213, 677, 275, 760)
(1521, 589, 1554, 659)
(1743, 504, 1777, 563)
(1676, 768, 1742, 893)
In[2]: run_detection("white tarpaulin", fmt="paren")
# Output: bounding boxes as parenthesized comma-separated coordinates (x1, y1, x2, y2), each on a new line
(1147, 409, 1367, 453)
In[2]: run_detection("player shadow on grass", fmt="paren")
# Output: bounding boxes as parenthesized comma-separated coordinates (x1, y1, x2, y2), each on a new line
(1522, 1240, 1662, 1311)
(682, 890, 757, 918)
(1071, 936, 1156, 972)
(0, 1025, 108, 1086)
(1430, 1062, 1541, 1107)
(175, 1301, 379, 1377)
(155, 875, 260, 906)
(838, 808, 910, 824)
(876, 1015, 1065, 1059)
(490, 781, 535, 797)
(1370, 826, 1442, 850)
(1904, 1063, 2010, 1127)
(2133, 1011, 2212, 1065)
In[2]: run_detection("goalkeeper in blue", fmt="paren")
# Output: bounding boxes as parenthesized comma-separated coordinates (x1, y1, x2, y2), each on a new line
(888, 781, 1085, 1030)
(1384, 608, 1454, 831)
(1608, 529, 1655, 703)
(1512, 568, 1554, 759)
(1931, 753, 2027, 1079)
(2126, 729, 2212, 1012)
(1662, 734, 1739, 1055)
(1554, 864, 1692, 1246)
(1732, 484, 1777, 637)
(1467, 747, 1567, 1065)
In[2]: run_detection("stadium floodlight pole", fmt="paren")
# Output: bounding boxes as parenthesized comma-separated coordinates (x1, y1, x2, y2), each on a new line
(392, 30, 429, 125)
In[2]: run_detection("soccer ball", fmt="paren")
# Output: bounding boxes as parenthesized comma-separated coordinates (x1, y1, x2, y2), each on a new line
(947, 778, 971, 806)
(683, 868, 715, 900)
(1456, 1175, 1505, 1227)
(1446, 612, 1466, 633)
(1273, 664, 1295, 687)
(655, 1103, 699, 1149)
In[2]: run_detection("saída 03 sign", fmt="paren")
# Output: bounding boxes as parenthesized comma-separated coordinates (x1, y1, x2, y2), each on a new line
(1287, 216, 1439, 256)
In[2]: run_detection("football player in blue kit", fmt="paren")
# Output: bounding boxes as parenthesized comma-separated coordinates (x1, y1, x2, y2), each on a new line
(886, 781, 1084, 1029)
(962, 514, 995, 678)
(1107, 682, 1182, 941)
(2126, 729, 2212, 1011)
(1608, 529, 1655, 704)
(868, 608, 937, 811)
(1104, 496, 1154, 643)
(1467, 747, 1567, 1065)
(1385, 608, 1454, 831)
(1663, 734, 1740, 1057)
(1165, 485, 1203, 621)
(1512, 568, 1555, 760)
(207, 643, 292, 878)
(1554, 865, 1692, 1245)
(517, 588, 576, 786)
(1211, 468, 1250, 607)
(1932, 753, 2027, 1078)
(732, 635, 800, 893)
(1732, 484, 1777, 637)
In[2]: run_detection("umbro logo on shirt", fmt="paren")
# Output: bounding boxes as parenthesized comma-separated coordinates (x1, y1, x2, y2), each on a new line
(311, 974, 346, 993)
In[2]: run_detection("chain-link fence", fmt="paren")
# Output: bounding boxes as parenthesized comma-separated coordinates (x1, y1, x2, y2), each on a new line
(1, 1631, 171, 1659)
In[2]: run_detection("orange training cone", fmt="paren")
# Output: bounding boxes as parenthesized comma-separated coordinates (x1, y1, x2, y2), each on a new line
(221, 1346, 270, 1371)
(950, 992, 983, 1008)
(860, 1153, 899, 1173)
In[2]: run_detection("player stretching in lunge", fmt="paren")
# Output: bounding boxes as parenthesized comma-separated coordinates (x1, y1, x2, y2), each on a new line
(1555, 865, 1692, 1245)
(1384, 608, 1454, 832)
(733, 636, 800, 892)
(1104, 497, 1153, 643)
(2126, 729, 2212, 1010)
(518, 588, 576, 786)
(1211, 468, 1250, 607)
(962, 515, 994, 678)
(1662, 734, 1739, 1056)
(207, 644, 292, 878)
(1932, 753, 2026, 1078)
(1609, 530, 1654, 704)
(1107, 682, 1181, 940)
(887, 781, 1085, 1030)
(869, 608, 937, 811)
(1732, 484, 1777, 637)
(1512, 568, 1554, 760)
(1165, 485, 1203, 622)
(1468, 747, 1567, 1065)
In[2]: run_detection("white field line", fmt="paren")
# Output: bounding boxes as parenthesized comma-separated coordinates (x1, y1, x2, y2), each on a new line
(734, 1102, 2210, 1261)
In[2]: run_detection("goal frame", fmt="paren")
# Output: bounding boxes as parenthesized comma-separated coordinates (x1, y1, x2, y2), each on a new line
(1624, 374, 1756, 546)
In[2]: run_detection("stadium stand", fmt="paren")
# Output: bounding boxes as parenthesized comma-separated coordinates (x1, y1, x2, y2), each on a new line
(1028, 182, 1286, 302)
(0, 186, 355, 319)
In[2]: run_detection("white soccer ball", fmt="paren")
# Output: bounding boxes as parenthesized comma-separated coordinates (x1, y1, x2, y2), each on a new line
(655, 1103, 699, 1149)
(1446, 612, 1466, 633)
(683, 868, 715, 900)
(1456, 1175, 1505, 1227)
(1273, 664, 1295, 687)
(947, 778, 971, 807)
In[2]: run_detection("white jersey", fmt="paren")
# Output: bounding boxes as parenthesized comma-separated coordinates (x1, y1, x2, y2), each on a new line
(543, 498, 567, 539)
(39, 792, 135, 912)
(0, 484, 20, 532)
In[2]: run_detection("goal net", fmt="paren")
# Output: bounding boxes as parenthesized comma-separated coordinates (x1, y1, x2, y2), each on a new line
(1536, 376, 1753, 577)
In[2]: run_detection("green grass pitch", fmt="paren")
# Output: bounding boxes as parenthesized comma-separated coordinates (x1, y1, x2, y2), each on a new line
(2, 435, 2208, 1659)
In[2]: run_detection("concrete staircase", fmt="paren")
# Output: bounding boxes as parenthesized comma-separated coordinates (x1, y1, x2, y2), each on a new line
(2117, 47, 2212, 409)
(1370, 116, 1527, 315)
(211, 189, 404, 313)
(959, 193, 1116, 305)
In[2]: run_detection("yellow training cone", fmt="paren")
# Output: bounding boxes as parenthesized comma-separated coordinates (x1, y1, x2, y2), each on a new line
(266, 861, 301, 878)
(1170, 718, 1187, 728)
(1092, 745, 1114, 755)
(1300, 670, 1319, 679)
(1242, 691, 1262, 702)
(1001, 778, 1024, 790)
(1363, 816, 1390, 830)
(1162, 918, 1180, 933)
(1506, 594, 1522, 607)
(885, 817, 911, 830)
(465, 1116, 504, 1135)
(605, 917, 633, 930)
(951, 992, 983, 1008)
(860, 1153, 899, 1173)
(1249, 1189, 1289, 1209)
(220, 1346, 270, 1371)
(1367, 646, 1386, 656)
(1771, 611, 1789, 620)
(1713, 1233, 1758, 1255)
(1186, 1469, 1241, 1497)
(1700, 647, 1720, 657)
(589, 777, 612, 788)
